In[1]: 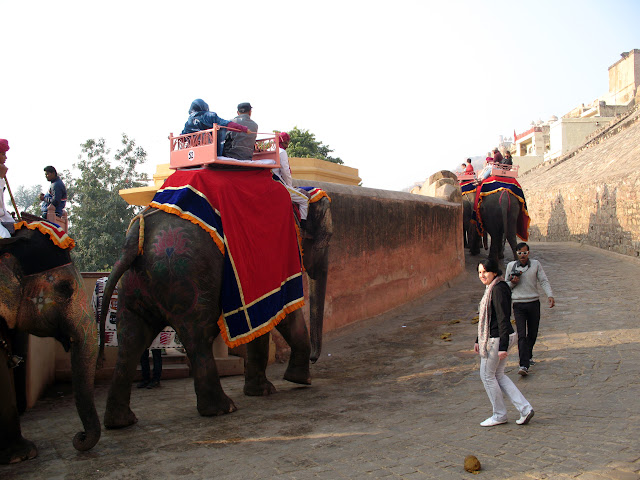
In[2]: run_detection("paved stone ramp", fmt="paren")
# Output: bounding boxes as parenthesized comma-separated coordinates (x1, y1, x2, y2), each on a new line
(2, 243, 640, 479)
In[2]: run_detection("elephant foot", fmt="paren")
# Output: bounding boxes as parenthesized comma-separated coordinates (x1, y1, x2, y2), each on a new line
(197, 395, 238, 416)
(244, 378, 277, 396)
(104, 408, 138, 430)
(0, 436, 38, 465)
(283, 364, 311, 385)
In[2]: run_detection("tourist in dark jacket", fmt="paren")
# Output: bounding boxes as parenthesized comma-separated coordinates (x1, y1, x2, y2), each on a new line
(474, 258, 534, 427)
(181, 99, 248, 155)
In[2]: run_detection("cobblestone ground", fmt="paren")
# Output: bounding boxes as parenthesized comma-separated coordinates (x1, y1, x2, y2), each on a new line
(2, 242, 640, 479)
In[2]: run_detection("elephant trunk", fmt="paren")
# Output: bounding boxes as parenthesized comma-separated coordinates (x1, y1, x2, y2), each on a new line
(308, 249, 329, 364)
(69, 316, 101, 451)
(305, 196, 332, 364)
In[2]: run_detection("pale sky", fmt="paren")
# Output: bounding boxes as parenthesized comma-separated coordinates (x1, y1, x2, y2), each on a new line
(1, 0, 639, 195)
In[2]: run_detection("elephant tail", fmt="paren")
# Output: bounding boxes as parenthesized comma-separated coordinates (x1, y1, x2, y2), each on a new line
(98, 213, 147, 366)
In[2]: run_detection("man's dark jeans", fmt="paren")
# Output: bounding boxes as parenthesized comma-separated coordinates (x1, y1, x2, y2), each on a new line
(140, 349, 162, 382)
(513, 300, 541, 369)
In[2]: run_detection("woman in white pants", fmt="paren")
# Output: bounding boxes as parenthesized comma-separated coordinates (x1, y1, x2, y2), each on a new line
(475, 258, 534, 427)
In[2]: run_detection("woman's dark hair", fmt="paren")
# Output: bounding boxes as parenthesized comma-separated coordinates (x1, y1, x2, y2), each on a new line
(477, 258, 502, 276)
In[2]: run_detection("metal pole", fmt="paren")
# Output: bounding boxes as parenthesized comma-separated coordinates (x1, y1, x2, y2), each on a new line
(3, 176, 22, 223)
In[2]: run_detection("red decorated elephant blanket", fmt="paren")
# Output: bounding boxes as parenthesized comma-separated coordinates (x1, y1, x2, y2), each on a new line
(150, 167, 304, 348)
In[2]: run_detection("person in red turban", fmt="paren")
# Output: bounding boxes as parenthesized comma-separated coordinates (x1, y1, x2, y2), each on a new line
(0, 139, 15, 236)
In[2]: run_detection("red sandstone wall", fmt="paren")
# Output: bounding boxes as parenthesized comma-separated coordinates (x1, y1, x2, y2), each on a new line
(295, 181, 465, 334)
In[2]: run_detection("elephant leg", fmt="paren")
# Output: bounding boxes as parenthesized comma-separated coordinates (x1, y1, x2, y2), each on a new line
(0, 349, 37, 464)
(506, 213, 520, 261)
(10, 330, 28, 415)
(179, 323, 237, 416)
(104, 310, 156, 429)
(277, 310, 311, 385)
(244, 333, 277, 396)
(492, 231, 505, 260)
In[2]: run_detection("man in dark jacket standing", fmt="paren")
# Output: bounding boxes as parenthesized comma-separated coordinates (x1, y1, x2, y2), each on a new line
(222, 102, 258, 160)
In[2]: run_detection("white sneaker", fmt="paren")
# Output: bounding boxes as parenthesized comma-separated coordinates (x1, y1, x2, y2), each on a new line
(480, 417, 508, 427)
(516, 410, 534, 425)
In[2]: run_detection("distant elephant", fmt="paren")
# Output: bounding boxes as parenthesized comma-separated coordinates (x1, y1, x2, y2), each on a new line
(0, 224, 100, 464)
(469, 189, 524, 261)
(99, 195, 332, 429)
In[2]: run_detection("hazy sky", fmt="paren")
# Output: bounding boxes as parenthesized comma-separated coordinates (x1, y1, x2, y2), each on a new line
(1, 0, 639, 195)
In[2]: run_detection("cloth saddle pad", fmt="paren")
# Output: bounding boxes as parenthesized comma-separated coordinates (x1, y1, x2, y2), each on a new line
(150, 167, 304, 347)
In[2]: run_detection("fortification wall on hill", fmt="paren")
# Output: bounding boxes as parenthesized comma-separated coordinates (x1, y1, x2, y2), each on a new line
(520, 105, 640, 257)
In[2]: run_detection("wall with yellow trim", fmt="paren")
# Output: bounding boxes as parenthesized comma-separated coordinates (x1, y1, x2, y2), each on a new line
(119, 159, 361, 206)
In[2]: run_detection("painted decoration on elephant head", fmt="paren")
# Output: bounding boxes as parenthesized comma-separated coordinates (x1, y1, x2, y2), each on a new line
(92, 277, 183, 349)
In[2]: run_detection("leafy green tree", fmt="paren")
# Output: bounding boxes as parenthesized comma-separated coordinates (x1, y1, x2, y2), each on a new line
(67, 134, 149, 271)
(285, 127, 343, 164)
(13, 184, 43, 216)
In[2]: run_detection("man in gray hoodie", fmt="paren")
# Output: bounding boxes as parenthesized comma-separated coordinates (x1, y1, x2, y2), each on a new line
(506, 242, 555, 376)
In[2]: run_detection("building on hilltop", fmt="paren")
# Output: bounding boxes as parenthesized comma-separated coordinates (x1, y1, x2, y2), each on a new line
(509, 49, 640, 175)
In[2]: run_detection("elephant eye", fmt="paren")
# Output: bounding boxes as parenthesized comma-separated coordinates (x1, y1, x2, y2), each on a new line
(54, 280, 75, 300)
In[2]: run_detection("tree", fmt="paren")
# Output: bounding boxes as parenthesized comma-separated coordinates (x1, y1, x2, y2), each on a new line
(13, 184, 43, 216)
(285, 127, 343, 165)
(67, 134, 149, 271)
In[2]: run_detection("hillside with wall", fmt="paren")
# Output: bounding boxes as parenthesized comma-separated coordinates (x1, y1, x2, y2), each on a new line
(520, 104, 640, 257)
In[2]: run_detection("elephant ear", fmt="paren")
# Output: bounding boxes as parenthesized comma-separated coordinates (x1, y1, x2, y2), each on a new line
(0, 253, 22, 329)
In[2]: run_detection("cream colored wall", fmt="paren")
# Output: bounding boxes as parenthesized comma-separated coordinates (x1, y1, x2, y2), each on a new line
(288, 157, 361, 185)
(607, 50, 640, 105)
(25, 336, 57, 408)
(512, 155, 544, 175)
(120, 159, 362, 206)
(567, 118, 611, 155)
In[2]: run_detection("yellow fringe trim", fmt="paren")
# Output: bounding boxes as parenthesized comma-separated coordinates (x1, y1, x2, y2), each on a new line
(149, 202, 225, 255)
(293, 220, 305, 272)
(217, 298, 305, 348)
(14, 221, 75, 250)
(309, 190, 331, 204)
(126, 214, 145, 255)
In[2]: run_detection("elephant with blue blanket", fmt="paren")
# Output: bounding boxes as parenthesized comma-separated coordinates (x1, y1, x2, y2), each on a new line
(100, 196, 332, 429)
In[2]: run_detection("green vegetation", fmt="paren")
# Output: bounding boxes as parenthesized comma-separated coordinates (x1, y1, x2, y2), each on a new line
(285, 127, 343, 165)
(66, 134, 149, 271)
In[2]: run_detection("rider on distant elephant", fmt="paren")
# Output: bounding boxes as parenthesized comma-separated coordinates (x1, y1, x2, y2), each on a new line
(181, 99, 249, 156)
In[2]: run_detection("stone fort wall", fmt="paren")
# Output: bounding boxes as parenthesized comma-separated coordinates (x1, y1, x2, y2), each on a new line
(520, 104, 640, 257)
(293, 180, 465, 334)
